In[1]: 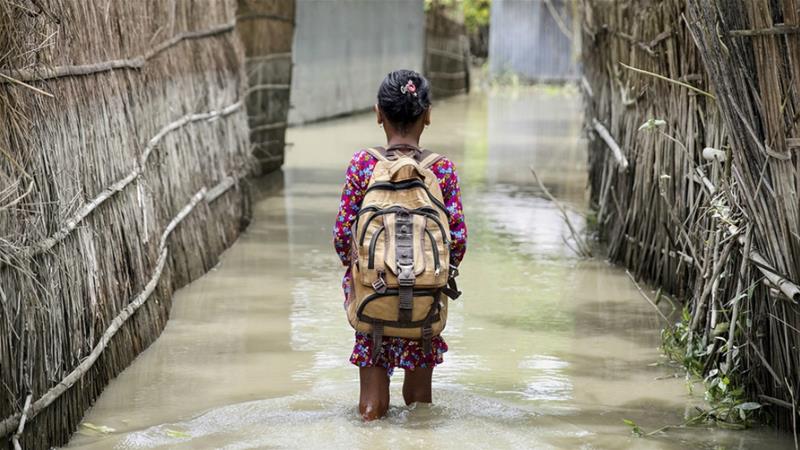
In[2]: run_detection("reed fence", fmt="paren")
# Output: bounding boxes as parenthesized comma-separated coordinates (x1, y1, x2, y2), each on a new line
(0, 1, 253, 448)
(582, 0, 800, 432)
(237, 0, 294, 174)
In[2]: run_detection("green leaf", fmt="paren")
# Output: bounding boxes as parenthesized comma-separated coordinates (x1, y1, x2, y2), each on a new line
(622, 418, 643, 437)
(638, 118, 667, 131)
(165, 428, 191, 438)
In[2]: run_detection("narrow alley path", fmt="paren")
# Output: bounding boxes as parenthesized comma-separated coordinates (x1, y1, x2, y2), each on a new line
(67, 90, 792, 449)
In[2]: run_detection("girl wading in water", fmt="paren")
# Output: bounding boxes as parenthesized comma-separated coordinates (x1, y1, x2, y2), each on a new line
(333, 69, 467, 420)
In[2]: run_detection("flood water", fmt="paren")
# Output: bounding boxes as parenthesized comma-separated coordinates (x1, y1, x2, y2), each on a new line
(67, 89, 793, 449)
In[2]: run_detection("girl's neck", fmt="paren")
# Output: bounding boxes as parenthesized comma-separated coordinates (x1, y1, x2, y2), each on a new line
(386, 136, 420, 148)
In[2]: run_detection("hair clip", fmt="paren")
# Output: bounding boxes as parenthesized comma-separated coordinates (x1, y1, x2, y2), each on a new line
(399, 79, 418, 97)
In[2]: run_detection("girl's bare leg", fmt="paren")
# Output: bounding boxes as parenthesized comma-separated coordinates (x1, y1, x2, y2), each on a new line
(359, 367, 390, 420)
(402, 367, 433, 405)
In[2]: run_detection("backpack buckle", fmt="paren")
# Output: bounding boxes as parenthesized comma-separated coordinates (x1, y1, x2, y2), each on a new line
(397, 264, 415, 286)
(449, 264, 459, 279)
(372, 270, 387, 294)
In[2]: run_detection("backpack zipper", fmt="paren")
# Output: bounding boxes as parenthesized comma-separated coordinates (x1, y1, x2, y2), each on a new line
(359, 206, 449, 247)
(367, 226, 385, 269)
(364, 181, 450, 217)
(425, 228, 441, 276)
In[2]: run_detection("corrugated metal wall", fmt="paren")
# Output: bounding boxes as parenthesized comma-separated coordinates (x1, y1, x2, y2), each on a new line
(289, 0, 425, 125)
(489, 0, 577, 82)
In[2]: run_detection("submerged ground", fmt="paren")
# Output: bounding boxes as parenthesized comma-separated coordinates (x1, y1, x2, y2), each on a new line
(67, 89, 793, 449)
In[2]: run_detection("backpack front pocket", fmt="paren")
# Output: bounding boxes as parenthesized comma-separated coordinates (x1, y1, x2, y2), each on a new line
(358, 207, 448, 289)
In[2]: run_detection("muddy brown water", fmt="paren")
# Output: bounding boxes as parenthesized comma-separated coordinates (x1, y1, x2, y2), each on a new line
(67, 89, 793, 449)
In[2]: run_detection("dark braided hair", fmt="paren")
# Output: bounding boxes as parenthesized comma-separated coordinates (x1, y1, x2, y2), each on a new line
(377, 69, 431, 132)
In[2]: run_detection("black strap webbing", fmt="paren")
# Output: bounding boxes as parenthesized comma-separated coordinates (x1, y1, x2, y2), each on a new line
(422, 327, 433, 354)
(442, 277, 461, 300)
(370, 324, 384, 364)
(398, 287, 413, 321)
(421, 293, 437, 354)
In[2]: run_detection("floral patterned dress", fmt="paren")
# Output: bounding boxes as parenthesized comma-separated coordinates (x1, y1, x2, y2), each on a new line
(333, 149, 467, 374)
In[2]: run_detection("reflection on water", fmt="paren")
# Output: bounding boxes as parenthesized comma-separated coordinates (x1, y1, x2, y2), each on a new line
(67, 89, 793, 449)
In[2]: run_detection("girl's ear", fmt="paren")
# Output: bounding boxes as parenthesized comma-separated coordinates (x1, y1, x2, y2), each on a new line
(423, 106, 432, 127)
(374, 104, 383, 125)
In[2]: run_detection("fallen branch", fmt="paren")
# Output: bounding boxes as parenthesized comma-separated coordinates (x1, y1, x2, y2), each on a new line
(530, 166, 593, 257)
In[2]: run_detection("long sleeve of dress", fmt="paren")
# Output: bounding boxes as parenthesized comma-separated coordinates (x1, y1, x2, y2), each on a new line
(430, 159, 467, 266)
(333, 151, 374, 266)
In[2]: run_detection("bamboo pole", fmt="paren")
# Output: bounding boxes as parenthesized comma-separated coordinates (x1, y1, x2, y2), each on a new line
(10, 394, 31, 450)
(729, 24, 800, 37)
(731, 224, 800, 303)
(591, 118, 629, 170)
(726, 227, 752, 370)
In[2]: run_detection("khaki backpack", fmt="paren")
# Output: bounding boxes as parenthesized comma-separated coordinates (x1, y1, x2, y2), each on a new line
(347, 145, 461, 362)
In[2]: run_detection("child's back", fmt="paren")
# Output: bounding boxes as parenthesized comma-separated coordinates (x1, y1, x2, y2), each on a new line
(332, 70, 467, 421)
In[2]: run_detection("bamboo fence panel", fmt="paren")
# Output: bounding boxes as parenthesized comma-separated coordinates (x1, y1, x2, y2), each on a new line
(0, 1, 253, 447)
(237, 0, 295, 175)
(582, 0, 800, 432)
(425, 2, 470, 98)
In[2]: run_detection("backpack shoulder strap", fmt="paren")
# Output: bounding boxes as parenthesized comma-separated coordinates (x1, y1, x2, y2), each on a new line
(365, 147, 389, 162)
(418, 150, 444, 169)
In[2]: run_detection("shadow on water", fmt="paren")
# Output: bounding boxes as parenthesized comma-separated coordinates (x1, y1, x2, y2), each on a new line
(66, 89, 795, 449)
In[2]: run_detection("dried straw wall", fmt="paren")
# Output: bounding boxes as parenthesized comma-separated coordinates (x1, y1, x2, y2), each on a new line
(0, 1, 252, 448)
(582, 0, 800, 431)
(237, 0, 294, 174)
